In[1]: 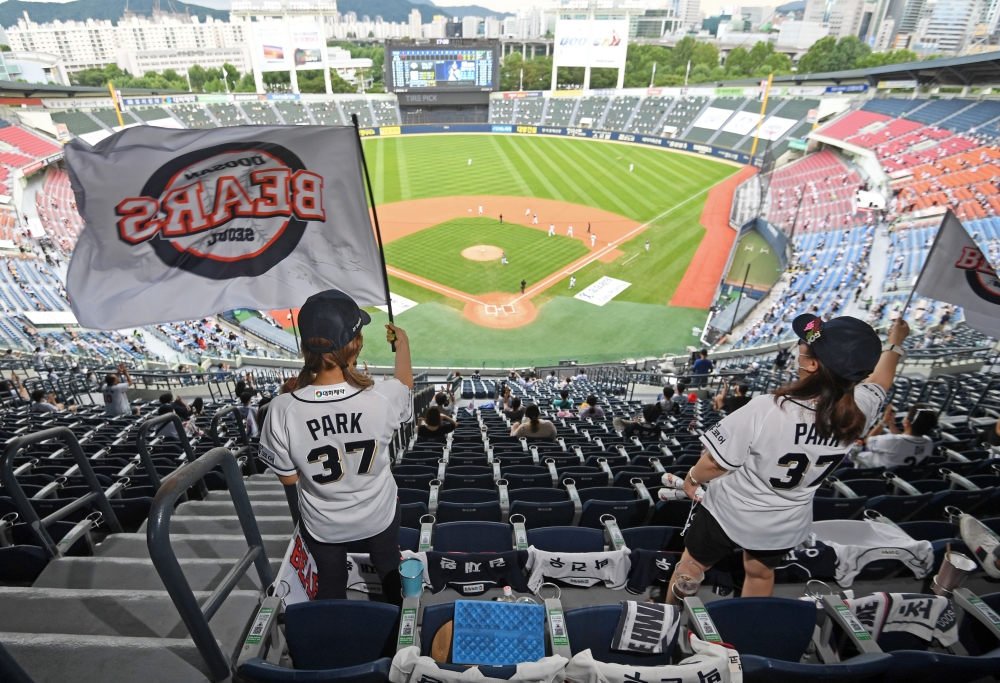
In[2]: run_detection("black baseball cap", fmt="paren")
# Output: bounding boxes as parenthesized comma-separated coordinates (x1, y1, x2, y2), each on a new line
(792, 314, 881, 382)
(297, 289, 371, 353)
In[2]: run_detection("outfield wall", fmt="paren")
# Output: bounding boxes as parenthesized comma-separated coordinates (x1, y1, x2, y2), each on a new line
(355, 123, 763, 168)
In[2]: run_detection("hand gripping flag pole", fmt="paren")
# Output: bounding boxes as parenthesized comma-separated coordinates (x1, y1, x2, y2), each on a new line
(352, 114, 395, 352)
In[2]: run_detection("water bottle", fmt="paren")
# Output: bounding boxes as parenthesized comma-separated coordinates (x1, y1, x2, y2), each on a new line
(516, 596, 537, 604)
(496, 586, 516, 603)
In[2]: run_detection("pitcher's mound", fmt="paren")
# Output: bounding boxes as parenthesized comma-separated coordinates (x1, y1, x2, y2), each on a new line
(461, 245, 503, 261)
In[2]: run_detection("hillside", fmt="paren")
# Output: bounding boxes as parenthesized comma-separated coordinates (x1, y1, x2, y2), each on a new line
(0, 0, 230, 28)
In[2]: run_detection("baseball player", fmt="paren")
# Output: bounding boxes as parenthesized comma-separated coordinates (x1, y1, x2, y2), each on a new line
(587, 223, 591, 234)
(468, 158, 472, 166)
(629, 163, 634, 172)
(501, 251, 508, 265)
(665, 316, 910, 604)
(259, 289, 413, 604)
(532, 214, 538, 224)
(645, 238, 650, 251)
(569, 276, 576, 289)
(525, 208, 531, 217)
(567, 225, 573, 237)
(590, 233, 596, 247)
(478, 205, 483, 215)
(548, 224, 555, 236)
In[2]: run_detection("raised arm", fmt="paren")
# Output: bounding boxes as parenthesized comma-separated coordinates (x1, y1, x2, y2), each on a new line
(864, 318, 910, 392)
(386, 324, 413, 389)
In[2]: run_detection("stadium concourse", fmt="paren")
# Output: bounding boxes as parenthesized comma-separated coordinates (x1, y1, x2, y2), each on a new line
(4, 75, 1000, 683)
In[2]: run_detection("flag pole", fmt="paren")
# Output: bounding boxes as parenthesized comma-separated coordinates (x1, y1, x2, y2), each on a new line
(899, 210, 950, 318)
(351, 114, 395, 352)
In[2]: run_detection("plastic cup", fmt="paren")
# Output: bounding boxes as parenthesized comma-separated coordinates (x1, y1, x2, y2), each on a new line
(932, 551, 977, 596)
(671, 559, 705, 599)
(399, 558, 424, 598)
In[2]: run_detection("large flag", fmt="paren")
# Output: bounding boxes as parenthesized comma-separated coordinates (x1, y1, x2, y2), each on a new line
(915, 210, 1000, 333)
(65, 125, 386, 329)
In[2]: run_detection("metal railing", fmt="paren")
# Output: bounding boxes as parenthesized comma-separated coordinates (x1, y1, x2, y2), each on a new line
(0, 426, 123, 558)
(209, 405, 256, 475)
(135, 413, 196, 491)
(146, 447, 274, 682)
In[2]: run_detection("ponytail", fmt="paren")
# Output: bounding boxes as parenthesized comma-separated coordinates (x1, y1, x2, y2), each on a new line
(773, 360, 867, 444)
(294, 334, 373, 392)
(525, 404, 541, 433)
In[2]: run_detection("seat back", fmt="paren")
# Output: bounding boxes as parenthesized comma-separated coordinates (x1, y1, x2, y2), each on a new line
(812, 496, 868, 521)
(442, 473, 495, 491)
(439, 489, 497, 504)
(397, 488, 429, 506)
(959, 591, 1000, 656)
(504, 471, 554, 490)
(565, 605, 676, 665)
(420, 603, 455, 656)
(285, 601, 399, 669)
(706, 597, 815, 662)
(509, 500, 576, 530)
(578, 487, 636, 504)
(527, 526, 604, 552)
(433, 521, 512, 552)
(508, 488, 567, 503)
(578, 499, 650, 530)
(434, 501, 503, 524)
(897, 520, 958, 542)
(621, 526, 679, 551)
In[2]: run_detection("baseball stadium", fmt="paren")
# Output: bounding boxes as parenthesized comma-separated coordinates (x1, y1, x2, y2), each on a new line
(3, 7, 1000, 683)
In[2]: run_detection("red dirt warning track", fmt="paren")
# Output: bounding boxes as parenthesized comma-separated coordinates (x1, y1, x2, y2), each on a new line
(669, 165, 758, 309)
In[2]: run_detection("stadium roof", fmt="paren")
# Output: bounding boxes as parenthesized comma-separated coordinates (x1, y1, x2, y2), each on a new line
(717, 51, 1000, 88)
(0, 80, 190, 99)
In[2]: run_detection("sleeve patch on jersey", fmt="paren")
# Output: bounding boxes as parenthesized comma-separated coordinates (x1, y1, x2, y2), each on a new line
(707, 421, 731, 446)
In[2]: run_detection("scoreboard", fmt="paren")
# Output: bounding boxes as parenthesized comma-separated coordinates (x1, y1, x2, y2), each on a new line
(386, 41, 499, 93)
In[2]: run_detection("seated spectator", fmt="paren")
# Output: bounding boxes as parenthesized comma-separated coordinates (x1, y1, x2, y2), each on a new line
(103, 364, 134, 417)
(672, 382, 688, 409)
(511, 404, 557, 440)
(714, 381, 751, 414)
(864, 404, 937, 468)
(552, 389, 573, 411)
(692, 349, 714, 386)
(503, 391, 524, 423)
(45, 367, 58, 384)
(417, 406, 456, 442)
(190, 397, 205, 417)
(573, 368, 588, 382)
(435, 388, 456, 418)
(156, 392, 191, 442)
(546, 370, 558, 384)
(773, 343, 791, 371)
(578, 394, 605, 420)
(30, 388, 65, 413)
(238, 391, 259, 438)
(613, 402, 663, 439)
(470, 369, 481, 380)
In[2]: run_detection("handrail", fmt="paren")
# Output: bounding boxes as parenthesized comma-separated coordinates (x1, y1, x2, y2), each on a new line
(0, 426, 123, 558)
(136, 412, 196, 491)
(146, 447, 274, 682)
(209, 405, 256, 474)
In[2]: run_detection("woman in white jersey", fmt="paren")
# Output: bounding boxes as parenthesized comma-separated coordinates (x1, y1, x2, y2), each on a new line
(259, 289, 412, 604)
(864, 404, 937, 468)
(665, 315, 909, 603)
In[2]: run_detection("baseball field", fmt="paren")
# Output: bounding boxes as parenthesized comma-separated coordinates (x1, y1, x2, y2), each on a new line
(315, 134, 751, 368)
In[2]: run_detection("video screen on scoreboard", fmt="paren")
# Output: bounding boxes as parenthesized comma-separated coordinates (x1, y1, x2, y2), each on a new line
(387, 43, 498, 92)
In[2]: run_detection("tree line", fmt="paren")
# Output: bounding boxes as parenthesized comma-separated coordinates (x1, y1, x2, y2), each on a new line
(501, 36, 934, 91)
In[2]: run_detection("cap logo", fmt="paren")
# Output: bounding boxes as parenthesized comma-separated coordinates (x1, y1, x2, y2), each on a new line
(352, 317, 362, 333)
(803, 319, 822, 344)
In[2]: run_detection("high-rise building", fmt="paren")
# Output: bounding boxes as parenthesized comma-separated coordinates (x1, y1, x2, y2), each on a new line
(913, 0, 982, 53)
(461, 16, 482, 37)
(408, 8, 422, 38)
(674, 0, 702, 31)
(484, 16, 502, 38)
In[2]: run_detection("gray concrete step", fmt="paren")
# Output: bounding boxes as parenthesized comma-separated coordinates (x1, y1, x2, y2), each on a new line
(1, 631, 217, 683)
(0, 587, 257, 650)
(33, 556, 280, 591)
(205, 490, 287, 502)
(139, 515, 294, 535)
(175, 500, 290, 517)
(95, 533, 290, 559)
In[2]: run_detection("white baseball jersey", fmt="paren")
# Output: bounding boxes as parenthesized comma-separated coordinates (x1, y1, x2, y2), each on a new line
(699, 384, 885, 549)
(811, 519, 934, 586)
(524, 546, 630, 592)
(259, 379, 412, 543)
(866, 434, 933, 468)
(103, 382, 130, 416)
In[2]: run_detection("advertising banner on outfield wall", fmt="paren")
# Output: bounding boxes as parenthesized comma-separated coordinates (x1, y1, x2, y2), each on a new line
(290, 21, 325, 70)
(553, 19, 628, 68)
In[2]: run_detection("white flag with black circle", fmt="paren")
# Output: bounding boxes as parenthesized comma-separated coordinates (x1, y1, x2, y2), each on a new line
(915, 210, 1000, 320)
(65, 125, 386, 329)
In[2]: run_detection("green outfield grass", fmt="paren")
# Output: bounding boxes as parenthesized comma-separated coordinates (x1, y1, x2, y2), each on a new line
(362, 134, 740, 364)
(383, 218, 589, 295)
(725, 230, 782, 289)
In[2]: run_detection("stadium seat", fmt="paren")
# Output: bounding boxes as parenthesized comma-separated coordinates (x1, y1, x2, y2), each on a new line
(649, 499, 695, 527)
(400, 502, 427, 529)
(432, 521, 512, 552)
(434, 500, 502, 524)
(509, 488, 575, 529)
(578, 490, 650, 530)
(706, 597, 893, 683)
(621, 526, 683, 551)
(565, 605, 677, 664)
(502, 466, 552, 489)
(442, 466, 494, 491)
(237, 601, 398, 683)
(813, 494, 868, 521)
(527, 526, 604, 552)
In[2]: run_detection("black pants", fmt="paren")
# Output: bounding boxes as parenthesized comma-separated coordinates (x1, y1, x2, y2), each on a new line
(301, 502, 403, 606)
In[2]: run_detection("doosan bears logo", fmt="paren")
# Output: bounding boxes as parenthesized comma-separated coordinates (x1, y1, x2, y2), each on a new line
(114, 142, 326, 280)
(955, 245, 1000, 305)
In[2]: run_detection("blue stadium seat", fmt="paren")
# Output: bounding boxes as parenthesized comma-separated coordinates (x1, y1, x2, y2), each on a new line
(706, 597, 892, 683)
(578, 491, 649, 529)
(528, 526, 604, 552)
(432, 521, 512, 552)
(621, 526, 682, 551)
(559, 469, 609, 489)
(397, 488, 429, 506)
(238, 601, 398, 683)
(420, 603, 454, 655)
(896, 520, 957, 542)
(434, 500, 503, 524)
(649, 499, 695, 527)
(565, 605, 676, 664)
(502, 466, 552, 489)
(442, 467, 495, 491)
(613, 470, 661, 489)
(399, 502, 427, 529)
(866, 493, 933, 523)
(813, 495, 868, 521)
(439, 489, 496, 504)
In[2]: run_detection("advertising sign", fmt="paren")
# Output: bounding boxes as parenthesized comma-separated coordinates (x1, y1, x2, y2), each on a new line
(553, 19, 628, 69)
(290, 21, 325, 70)
(254, 21, 290, 72)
